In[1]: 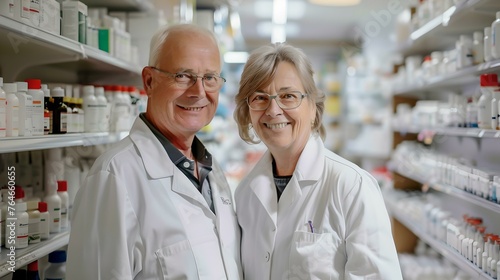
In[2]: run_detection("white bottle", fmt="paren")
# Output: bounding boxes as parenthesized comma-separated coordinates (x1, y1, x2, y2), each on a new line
(457, 35, 473, 69)
(44, 250, 66, 280)
(492, 89, 500, 130)
(41, 84, 50, 135)
(492, 12, 500, 59)
(27, 199, 41, 244)
(94, 86, 109, 132)
(4, 83, 19, 137)
(473, 31, 485, 64)
(38, 201, 50, 240)
(15, 81, 33, 136)
(44, 173, 61, 234)
(26, 79, 44, 136)
(478, 73, 498, 129)
(5, 202, 29, 249)
(485, 27, 494, 62)
(82, 85, 99, 132)
(0, 78, 6, 138)
(57, 180, 69, 230)
(0, 0, 14, 18)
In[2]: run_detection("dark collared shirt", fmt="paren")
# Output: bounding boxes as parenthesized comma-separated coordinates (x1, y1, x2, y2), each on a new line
(140, 113, 214, 212)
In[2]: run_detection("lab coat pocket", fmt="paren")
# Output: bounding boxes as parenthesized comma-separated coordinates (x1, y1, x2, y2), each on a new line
(287, 231, 338, 280)
(156, 239, 198, 280)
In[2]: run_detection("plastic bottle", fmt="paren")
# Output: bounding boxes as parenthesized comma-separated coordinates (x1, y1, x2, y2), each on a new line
(44, 174, 61, 234)
(44, 250, 67, 280)
(492, 89, 500, 130)
(12, 265, 27, 280)
(27, 199, 41, 244)
(38, 201, 50, 240)
(10, 201, 29, 249)
(457, 35, 473, 69)
(26, 79, 45, 136)
(0, 77, 6, 138)
(478, 73, 498, 129)
(41, 84, 51, 135)
(27, 260, 41, 280)
(57, 181, 68, 230)
(4, 83, 19, 137)
(15, 82, 33, 136)
(94, 86, 109, 132)
(473, 31, 484, 65)
(466, 97, 479, 128)
(82, 85, 99, 132)
(485, 27, 494, 62)
(492, 12, 500, 59)
(50, 87, 67, 134)
(63, 96, 74, 133)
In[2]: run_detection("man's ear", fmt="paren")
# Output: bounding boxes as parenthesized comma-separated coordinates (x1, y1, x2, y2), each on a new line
(142, 67, 154, 92)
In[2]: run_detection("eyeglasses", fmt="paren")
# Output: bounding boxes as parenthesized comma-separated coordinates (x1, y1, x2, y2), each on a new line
(247, 91, 308, 111)
(150, 67, 226, 92)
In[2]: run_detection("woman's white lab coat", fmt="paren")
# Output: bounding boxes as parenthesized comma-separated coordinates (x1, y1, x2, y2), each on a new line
(235, 135, 402, 280)
(67, 117, 243, 280)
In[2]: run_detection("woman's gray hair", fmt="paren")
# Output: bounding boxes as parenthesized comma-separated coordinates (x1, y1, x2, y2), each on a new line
(233, 43, 326, 144)
(148, 23, 219, 67)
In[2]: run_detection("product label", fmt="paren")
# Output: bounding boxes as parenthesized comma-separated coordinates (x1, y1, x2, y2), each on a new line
(21, 0, 30, 19)
(60, 112, 67, 132)
(28, 217, 40, 244)
(44, 110, 50, 134)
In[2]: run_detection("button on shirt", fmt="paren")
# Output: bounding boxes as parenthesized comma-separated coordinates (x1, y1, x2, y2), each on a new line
(140, 114, 215, 213)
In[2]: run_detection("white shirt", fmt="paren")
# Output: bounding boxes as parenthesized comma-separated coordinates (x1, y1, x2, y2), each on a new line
(236, 135, 402, 280)
(67, 117, 242, 280)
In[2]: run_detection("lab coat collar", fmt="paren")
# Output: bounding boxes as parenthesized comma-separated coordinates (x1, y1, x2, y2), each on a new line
(249, 134, 325, 225)
(129, 117, 176, 179)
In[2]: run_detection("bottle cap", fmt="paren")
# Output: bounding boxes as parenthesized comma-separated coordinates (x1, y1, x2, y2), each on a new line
(48, 250, 67, 263)
(480, 73, 498, 87)
(51, 87, 65, 97)
(3, 83, 17, 93)
(82, 85, 95, 96)
(15, 187, 25, 200)
(0, 77, 3, 87)
(27, 260, 38, 271)
(38, 201, 47, 212)
(25, 79, 42, 90)
(57, 181, 68, 192)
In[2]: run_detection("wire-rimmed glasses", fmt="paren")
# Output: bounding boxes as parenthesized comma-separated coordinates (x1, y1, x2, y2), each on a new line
(150, 67, 226, 92)
(247, 90, 308, 111)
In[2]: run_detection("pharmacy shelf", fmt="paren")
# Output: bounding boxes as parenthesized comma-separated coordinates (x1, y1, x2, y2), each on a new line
(0, 132, 129, 153)
(387, 201, 494, 280)
(392, 59, 500, 95)
(0, 15, 141, 83)
(393, 127, 500, 139)
(0, 230, 69, 277)
(396, 0, 500, 56)
(81, 0, 154, 11)
(394, 168, 500, 215)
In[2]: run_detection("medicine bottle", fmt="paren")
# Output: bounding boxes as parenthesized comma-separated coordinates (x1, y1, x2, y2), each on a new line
(44, 174, 61, 234)
(27, 199, 41, 244)
(492, 12, 500, 59)
(44, 250, 67, 280)
(57, 181, 69, 230)
(15, 81, 33, 136)
(485, 27, 493, 62)
(42, 84, 51, 135)
(50, 87, 67, 134)
(472, 31, 484, 65)
(26, 79, 44, 136)
(38, 201, 50, 240)
(4, 83, 19, 137)
(9, 201, 29, 249)
(82, 85, 98, 132)
(94, 86, 109, 132)
(27, 260, 41, 280)
(478, 73, 498, 129)
(0, 77, 6, 138)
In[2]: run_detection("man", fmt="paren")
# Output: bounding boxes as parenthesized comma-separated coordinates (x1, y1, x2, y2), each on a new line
(67, 24, 242, 280)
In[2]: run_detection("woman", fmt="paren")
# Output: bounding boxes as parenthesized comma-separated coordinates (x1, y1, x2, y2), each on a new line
(233, 43, 402, 280)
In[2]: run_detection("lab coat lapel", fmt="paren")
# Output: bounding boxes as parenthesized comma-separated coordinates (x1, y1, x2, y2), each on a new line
(249, 152, 278, 228)
(277, 178, 302, 218)
(171, 168, 215, 215)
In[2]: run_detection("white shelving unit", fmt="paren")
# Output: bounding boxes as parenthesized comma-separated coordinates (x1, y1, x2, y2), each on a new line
(386, 199, 494, 280)
(389, 0, 500, 277)
(0, 231, 69, 277)
(0, 0, 146, 276)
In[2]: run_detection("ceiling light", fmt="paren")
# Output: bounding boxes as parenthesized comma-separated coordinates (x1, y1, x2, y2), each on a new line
(308, 0, 360, 6)
(224, 51, 249, 64)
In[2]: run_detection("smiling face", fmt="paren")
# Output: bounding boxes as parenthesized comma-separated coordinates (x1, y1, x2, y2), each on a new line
(142, 29, 221, 147)
(250, 61, 316, 157)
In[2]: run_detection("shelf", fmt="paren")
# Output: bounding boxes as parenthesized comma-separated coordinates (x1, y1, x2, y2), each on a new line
(0, 15, 142, 84)
(0, 132, 129, 153)
(393, 126, 500, 139)
(396, 0, 500, 56)
(81, 0, 154, 11)
(387, 201, 494, 280)
(0, 230, 69, 277)
(394, 168, 500, 215)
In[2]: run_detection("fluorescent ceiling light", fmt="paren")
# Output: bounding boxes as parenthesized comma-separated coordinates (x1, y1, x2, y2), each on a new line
(308, 0, 360, 6)
(257, 22, 300, 37)
(272, 0, 288, 24)
(254, 1, 305, 20)
(224, 51, 249, 64)
(272, 25, 287, 43)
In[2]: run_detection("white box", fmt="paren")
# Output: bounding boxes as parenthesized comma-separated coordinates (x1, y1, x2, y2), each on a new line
(61, 0, 87, 43)
(40, 0, 61, 35)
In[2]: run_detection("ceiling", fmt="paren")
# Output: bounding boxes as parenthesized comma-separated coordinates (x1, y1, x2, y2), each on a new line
(228, 0, 401, 50)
